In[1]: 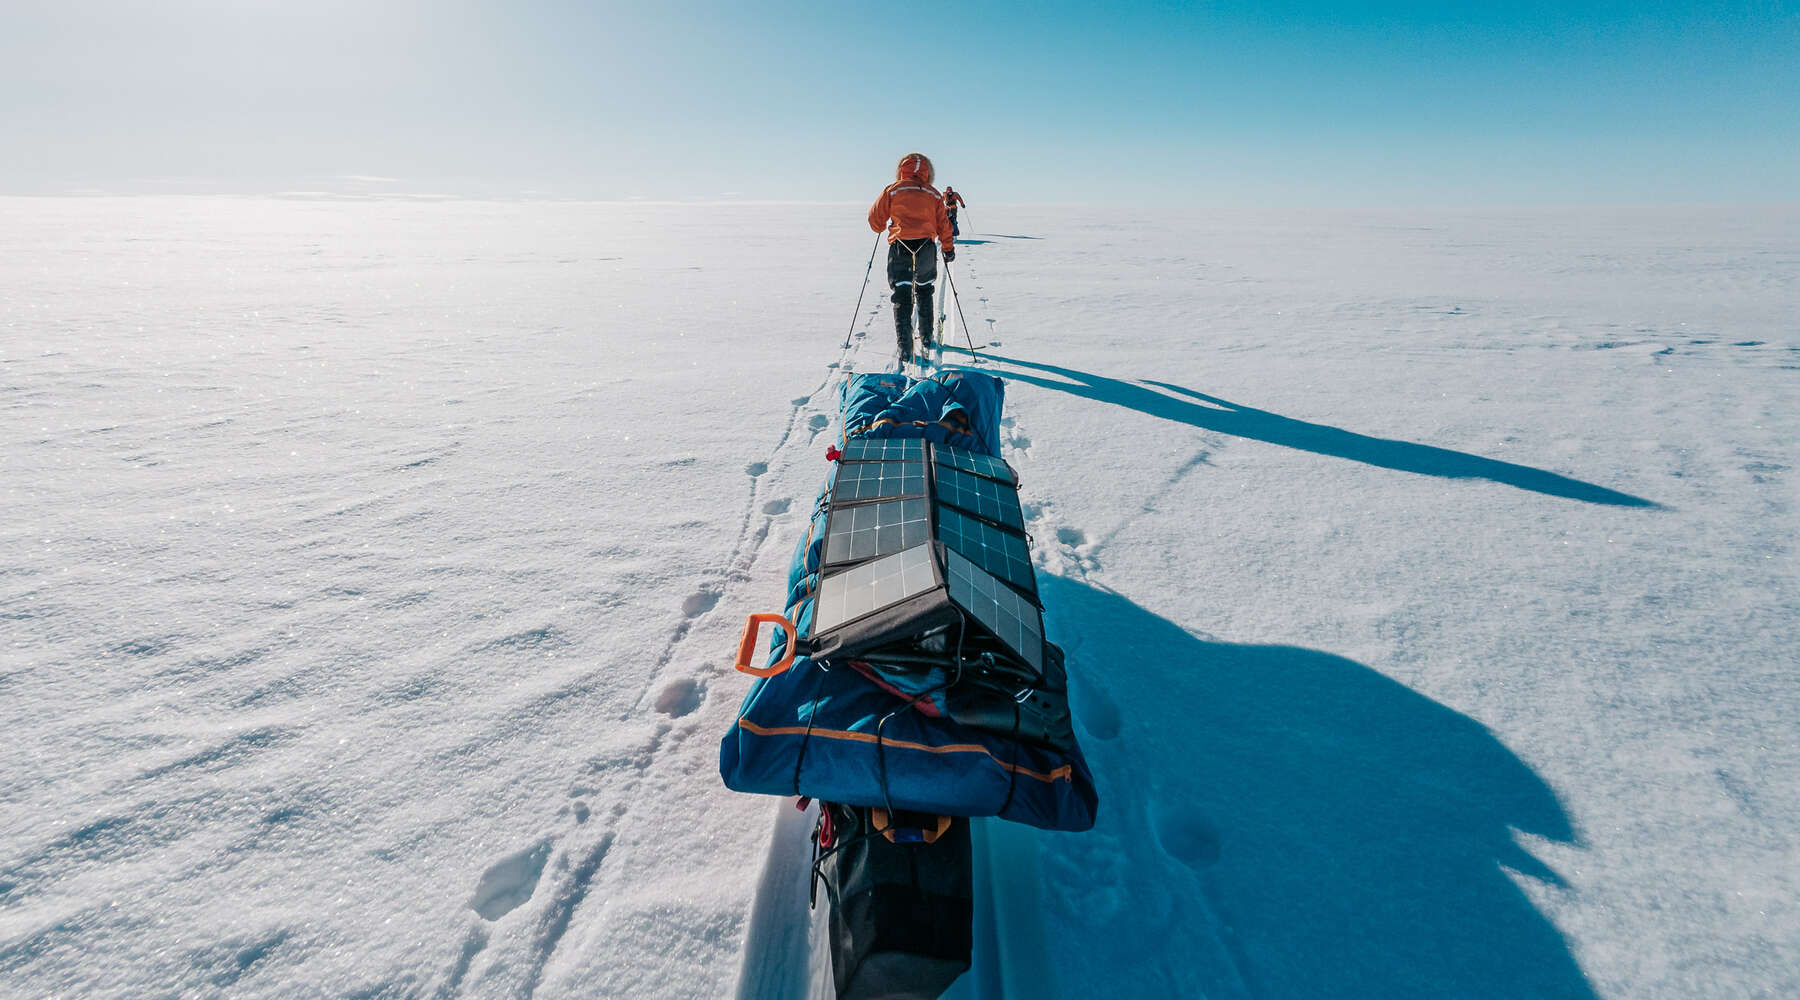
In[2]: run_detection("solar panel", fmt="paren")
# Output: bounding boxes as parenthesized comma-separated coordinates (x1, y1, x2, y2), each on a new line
(934, 465, 1025, 531)
(840, 438, 925, 463)
(943, 548, 1044, 675)
(813, 544, 939, 634)
(935, 445, 1014, 484)
(824, 498, 931, 565)
(833, 460, 926, 502)
(937, 504, 1036, 597)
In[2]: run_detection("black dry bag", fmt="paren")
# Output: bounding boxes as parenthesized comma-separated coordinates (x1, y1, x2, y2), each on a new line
(815, 804, 973, 1000)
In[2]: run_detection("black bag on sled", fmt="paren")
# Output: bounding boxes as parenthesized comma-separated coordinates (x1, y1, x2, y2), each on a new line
(815, 804, 972, 1000)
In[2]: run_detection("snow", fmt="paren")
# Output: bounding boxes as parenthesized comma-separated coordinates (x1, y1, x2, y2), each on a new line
(3, 197, 1797, 998)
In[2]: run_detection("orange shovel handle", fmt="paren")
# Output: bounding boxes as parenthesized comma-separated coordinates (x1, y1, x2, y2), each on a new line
(735, 613, 797, 678)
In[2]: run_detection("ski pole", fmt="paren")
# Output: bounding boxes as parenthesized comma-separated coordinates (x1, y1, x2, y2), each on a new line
(945, 265, 981, 364)
(844, 231, 882, 348)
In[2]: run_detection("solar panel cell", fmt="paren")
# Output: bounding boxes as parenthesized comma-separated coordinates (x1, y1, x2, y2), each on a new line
(935, 445, 1014, 484)
(935, 465, 1025, 530)
(813, 544, 939, 634)
(840, 438, 926, 463)
(944, 548, 1045, 675)
(833, 460, 927, 501)
(824, 498, 931, 564)
(937, 504, 1036, 596)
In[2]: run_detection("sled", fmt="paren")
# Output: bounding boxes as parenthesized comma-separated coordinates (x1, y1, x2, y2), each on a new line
(723, 369, 1096, 998)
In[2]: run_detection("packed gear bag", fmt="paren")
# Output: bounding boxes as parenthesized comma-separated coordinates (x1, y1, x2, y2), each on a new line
(814, 803, 972, 1000)
(838, 370, 1005, 456)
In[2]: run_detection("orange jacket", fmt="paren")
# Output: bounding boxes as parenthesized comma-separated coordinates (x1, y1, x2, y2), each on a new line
(943, 189, 965, 210)
(868, 159, 954, 254)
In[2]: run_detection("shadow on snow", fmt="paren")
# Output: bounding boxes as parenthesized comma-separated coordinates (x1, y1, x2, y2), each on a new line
(953, 349, 1657, 508)
(1020, 577, 1595, 999)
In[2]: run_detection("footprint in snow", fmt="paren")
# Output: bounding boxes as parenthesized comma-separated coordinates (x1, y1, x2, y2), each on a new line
(1152, 805, 1222, 870)
(654, 677, 704, 719)
(791, 396, 810, 406)
(1037, 829, 1155, 928)
(745, 461, 768, 477)
(762, 498, 792, 515)
(469, 839, 553, 920)
(442, 926, 488, 995)
(1028, 510, 1099, 577)
(1075, 675, 1122, 741)
(681, 590, 720, 618)
(808, 414, 829, 431)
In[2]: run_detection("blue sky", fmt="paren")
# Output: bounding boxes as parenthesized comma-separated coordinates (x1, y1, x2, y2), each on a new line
(4, 0, 1795, 203)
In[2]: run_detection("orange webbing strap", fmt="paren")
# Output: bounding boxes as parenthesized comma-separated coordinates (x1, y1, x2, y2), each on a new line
(871, 808, 954, 844)
(735, 613, 797, 678)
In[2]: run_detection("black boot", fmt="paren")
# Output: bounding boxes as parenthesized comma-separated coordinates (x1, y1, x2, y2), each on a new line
(892, 286, 915, 363)
(916, 285, 936, 353)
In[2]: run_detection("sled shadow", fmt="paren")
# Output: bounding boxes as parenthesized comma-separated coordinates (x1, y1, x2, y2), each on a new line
(1026, 577, 1595, 999)
(951, 349, 1657, 508)
(954, 239, 994, 245)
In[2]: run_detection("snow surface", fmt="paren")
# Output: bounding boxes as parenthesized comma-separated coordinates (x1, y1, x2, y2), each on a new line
(3, 197, 1797, 999)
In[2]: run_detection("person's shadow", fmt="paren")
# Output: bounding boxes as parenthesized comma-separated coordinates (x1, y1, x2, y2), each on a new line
(949, 349, 1657, 508)
(982, 577, 1595, 999)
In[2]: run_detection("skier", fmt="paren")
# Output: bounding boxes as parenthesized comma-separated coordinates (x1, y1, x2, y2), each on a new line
(868, 153, 955, 367)
(943, 186, 966, 237)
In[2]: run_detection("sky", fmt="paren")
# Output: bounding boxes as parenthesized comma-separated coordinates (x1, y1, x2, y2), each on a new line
(3, 0, 1796, 205)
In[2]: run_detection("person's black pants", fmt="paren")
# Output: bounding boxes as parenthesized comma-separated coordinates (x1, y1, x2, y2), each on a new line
(886, 238, 938, 358)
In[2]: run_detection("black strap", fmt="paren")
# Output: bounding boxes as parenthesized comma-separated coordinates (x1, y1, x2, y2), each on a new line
(996, 698, 1024, 818)
(790, 667, 829, 796)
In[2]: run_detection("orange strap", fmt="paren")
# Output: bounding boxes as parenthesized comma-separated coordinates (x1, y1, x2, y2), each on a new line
(872, 808, 954, 844)
(734, 613, 797, 678)
(734, 718, 1074, 785)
